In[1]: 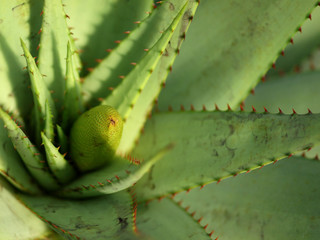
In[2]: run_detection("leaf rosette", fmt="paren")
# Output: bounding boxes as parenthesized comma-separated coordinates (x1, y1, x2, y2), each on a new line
(1, 0, 320, 239)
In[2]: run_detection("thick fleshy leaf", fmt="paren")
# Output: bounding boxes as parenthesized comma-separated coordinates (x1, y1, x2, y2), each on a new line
(174, 157, 320, 240)
(38, 0, 81, 110)
(158, 0, 319, 111)
(267, 6, 320, 77)
(18, 191, 139, 240)
(245, 71, 320, 159)
(0, 0, 43, 117)
(0, 121, 41, 194)
(117, 0, 199, 153)
(137, 198, 211, 240)
(0, 108, 60, 191)
(57, 145, 171, 198)
(82, 0, 189, 107)
(0, 177, 49, 240)
(41, 132, 76, 184)
(102, 2, 187, 121)
(64, 0, 153, 74)
(61, 42, 84, 131)
(20, 39, 56, 144)
(133, 110, 320, 200)
(56, 124, 68, 154)
(245, 71, 320, 114)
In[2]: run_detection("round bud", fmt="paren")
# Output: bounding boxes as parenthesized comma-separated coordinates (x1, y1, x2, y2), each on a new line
(70, 105, 123, 172)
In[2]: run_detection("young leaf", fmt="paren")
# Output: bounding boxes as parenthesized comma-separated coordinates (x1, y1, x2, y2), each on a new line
(20, 39, 56, 145)
(57, 144, 172, 198)
(0, 121, 41, 194)
(61, 42, 83, 131)
(56, 125, 68, 154)
(41, 132, 76, 184)
(0, 108, 59, 191)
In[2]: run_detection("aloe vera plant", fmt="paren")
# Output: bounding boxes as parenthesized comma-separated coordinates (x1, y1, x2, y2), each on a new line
(1, 0, 320, 239)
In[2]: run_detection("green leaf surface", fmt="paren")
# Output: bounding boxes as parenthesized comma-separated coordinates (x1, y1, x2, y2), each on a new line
(245, 71, 320, 114)
(38, 0, 81, 110)
(117, 0, 199, 153)
(0, 108, 59, 191)
(0, 0, 43, 118)
(133, 110, 320, 201)
(137, 198, 211, 240)
(61, 42, 84, 131)
(57, 145, 171, 198)
(0, 121, 41, 194)
(41, 132, 76, 185)
(102, 1, 187, 122)
(56, 124, 68, 154)
(245, 71, 320, 159)
(64, 0, 153, 75)
(174, 157, 320, 240)
(158, 0, 319, 111)
(267, 6, 320, 77)
(82, 0, 189, 108)
(0, 177, 48, 240)
(20, 39, 56, 145)
(18, 191, 138, 240)
(44, 100, 54, 141)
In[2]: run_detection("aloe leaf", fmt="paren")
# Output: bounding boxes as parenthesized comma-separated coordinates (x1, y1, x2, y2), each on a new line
(41, 132, 76, 185)
(38, 0, 81, 110)
(174, 157, 320, 240)
(158, 0, 319, 111)
(82, 0, 189, 107)
(57, 145, 171, 198)
(0, 121, 41, 194)
(64, 0, 153, 74)
(0, 0, 43, 118)
(245, 71, 320, 160)
(44, 101, 54, 141)
(61, 42, 84, 131)
(0, 108, 59, 191)
(267, 6, 320, 77)
(137, 198, 211, 240)
(20, 39, 56, 145)
(133, 111, 320, 201)
(245, 71, 320, 114)
(102, 2, 187, 121)
(56, 125, 68, 154)
(0, 177, 50, 240)
(118, 0, 199, 153)
(18, 191, 139, 240)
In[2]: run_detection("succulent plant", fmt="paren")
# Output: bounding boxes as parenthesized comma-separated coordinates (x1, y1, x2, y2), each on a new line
(1, 0, 320, 239)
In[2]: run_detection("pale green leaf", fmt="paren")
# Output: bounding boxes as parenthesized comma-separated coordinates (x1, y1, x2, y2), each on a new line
(133, 111, 320, 200)
(175, 157, 320, 240)
(0, 108, 59, 191)
(158, 0, 319, 111)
